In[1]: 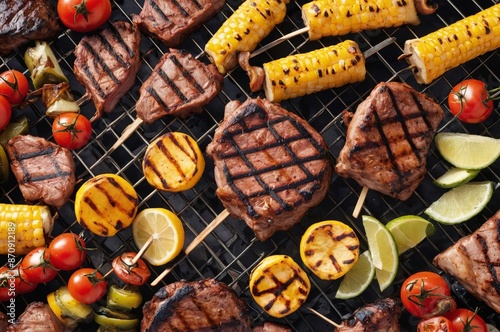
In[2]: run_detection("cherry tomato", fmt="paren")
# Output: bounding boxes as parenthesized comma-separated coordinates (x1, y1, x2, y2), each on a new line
(448, 79, 496, 123)
(444, 309, 488, 332)
(68, 268, 107, 304)
(20, 247, 58, 284)
(52, 113, 92, 150)
(0, 266, 38, 301)
(418, 316, 457, 332)
(49, 232, 87, 271)
(0, 96, 12, 131)
(0, 70, 29, 106)
(401, 272, 456, 319)
(57, 0, 112, 33)
(112, 252, 151, 286)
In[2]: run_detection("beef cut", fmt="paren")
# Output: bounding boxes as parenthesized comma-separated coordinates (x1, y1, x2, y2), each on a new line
(7, 302, 70, 332)
(206, 98, 332, 241)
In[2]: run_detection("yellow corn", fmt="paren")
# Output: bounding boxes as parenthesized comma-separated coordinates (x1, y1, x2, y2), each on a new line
(0, 204, 53, 254)
(205, 0, 290, 74)
(403, 4, 500, 84)
(263, 40, 366, 102)
(302, 0, 420, 41)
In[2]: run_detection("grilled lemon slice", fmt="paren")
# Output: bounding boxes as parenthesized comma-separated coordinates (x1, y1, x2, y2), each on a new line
(75, 174, 138, 237)
(300, 220, 360, 280)
(249, 255, 310, 318)
(143, 132, 205, 192)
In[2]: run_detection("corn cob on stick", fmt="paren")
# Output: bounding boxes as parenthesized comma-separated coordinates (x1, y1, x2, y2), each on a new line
(403, 3, 500, 84)
(0, 204, 53, 254)
(205, 0, 290, 74)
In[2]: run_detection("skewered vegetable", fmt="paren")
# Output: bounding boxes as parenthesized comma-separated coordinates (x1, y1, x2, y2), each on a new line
(94, 307, 139, 331)
(111, 252, 151, 286)
(205, 0, 290, 74)
(24, 41, 69, 90)
(402, 3, 500, 84)
(0, 203, 53, 254)
(107, 285, 143, 311)
(47, 286, 94, 329)
(42, 82, 80, 117)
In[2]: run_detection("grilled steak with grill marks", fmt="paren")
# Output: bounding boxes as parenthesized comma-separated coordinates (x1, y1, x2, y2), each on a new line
(141, 278, 252, 331)
(74, 21, 141, 122)
(133, 0, 225, 47)
(433, 209, 500, 314)
(6, 135, 75, 208)
(335, 82, 443, 201)
(206, 98, 333, 241)
(136, 48, 223, 123)
(6, 302, 71, 332)
(0, 0, 60, 55)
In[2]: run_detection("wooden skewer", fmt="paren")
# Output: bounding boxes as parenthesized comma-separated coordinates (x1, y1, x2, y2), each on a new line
(304, 305, 342, 329)
(250, 27, 310, 58)
(108, 118, 144, 154)
(352, 186, 369, 218)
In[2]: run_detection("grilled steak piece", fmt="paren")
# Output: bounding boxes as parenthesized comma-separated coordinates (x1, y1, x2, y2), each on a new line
(0, 0, 60, 55)
(133, 0, 225, 48)
(74, 21, 141, 122)
(206, 98, 333, 241)
(7, 302, 70, 332)
(334, 298, 402, 332)
(433, 209, 500, 314)
(6, 135, 76, 208)
(141, 278, 252, 332)
(136, 48, 223, 123)
(335, 82, 443, 201)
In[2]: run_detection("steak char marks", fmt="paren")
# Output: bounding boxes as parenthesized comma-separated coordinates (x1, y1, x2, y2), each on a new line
(206, 98, 332, 241)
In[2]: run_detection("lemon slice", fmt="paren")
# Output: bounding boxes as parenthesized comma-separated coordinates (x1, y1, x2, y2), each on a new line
(362, 215, 398, 292)
(132, 208, 185, 266)
(335, 250, 374, 300)
(433, 167, 480, 188)
(386, 215, 435, 254)
(435, 133, 500, 170)
(424, 181, 494, 225)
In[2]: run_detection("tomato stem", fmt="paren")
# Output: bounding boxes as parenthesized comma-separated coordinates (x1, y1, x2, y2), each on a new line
(73, 0, 92, 23)
(405, 278, 456, 318)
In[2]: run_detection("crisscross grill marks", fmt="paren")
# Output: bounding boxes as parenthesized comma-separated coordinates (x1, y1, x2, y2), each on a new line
(149, 0, 203, 19)
(15, 148, 72, 183)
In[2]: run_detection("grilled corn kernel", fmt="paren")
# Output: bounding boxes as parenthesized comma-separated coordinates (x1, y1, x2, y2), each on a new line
(263, 40, 366, 102)
(403, 4, 500, 84)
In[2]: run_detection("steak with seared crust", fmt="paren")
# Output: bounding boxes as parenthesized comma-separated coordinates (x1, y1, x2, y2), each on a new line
(206, 98, 332, 241)
(335, 82, 443, 201)
(7, 302, 71, 332)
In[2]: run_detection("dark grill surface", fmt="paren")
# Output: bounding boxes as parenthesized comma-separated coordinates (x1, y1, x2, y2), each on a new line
(1, 0, 499, 331)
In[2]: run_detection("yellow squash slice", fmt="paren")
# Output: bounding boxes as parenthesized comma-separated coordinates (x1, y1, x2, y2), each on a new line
(143, 132, 205, 192)
(249, 255, 310, 318)
(75, 173, 138, 237)
(300, 220, 360, 280)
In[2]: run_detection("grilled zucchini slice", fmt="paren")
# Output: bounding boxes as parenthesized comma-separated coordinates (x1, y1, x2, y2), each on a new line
(75, 174, 138, 237)
(143, 132, 205, 192)
(249, 255, 310, 318)
(300, 220, 360, 280)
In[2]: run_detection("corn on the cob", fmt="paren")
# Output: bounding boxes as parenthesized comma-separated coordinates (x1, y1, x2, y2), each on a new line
(303, 0, 420, 41)
(205, 0, 289, 74)
(0, 204, 53, 254)
(263, 40, 366, 102)
(403, 3, 500, 84)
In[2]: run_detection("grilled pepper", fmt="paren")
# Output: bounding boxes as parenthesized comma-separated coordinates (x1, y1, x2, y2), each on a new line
(94, 306, 139, 331)
(47, 286, 94, 328)
(0, 115, 29, 148)
(24, 41, 69, 89)
(42, 82, 80, 117)
(107, 285, 143, 311)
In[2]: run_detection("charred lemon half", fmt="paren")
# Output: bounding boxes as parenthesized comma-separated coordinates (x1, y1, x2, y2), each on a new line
(300, 220, 359, 280)
(75, 173, 138, 237)
(249, 255, 310, 318)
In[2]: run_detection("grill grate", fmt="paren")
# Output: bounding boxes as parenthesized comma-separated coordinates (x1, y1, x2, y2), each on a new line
(1, 0, 499, 330)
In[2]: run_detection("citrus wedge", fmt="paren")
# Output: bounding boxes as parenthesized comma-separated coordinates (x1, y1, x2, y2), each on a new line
(386, 215, 435, 254)
(433, 167, 480, 188)
(335, 250, 374, 300)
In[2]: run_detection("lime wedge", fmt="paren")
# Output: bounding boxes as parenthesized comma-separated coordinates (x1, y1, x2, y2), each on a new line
(433, 167, 480, 188)
(335, 250, 375, 299)
(435, 133, 500, 170)
(362, 215, 398, 291)
(386, 215, 435, 254)
(424, 182, 494, 225)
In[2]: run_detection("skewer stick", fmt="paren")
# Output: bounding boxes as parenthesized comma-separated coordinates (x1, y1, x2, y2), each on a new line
(352, 186, 369, 218)
(108, 118, 144, 154)
(151, 209, 230, 286)
(250, 27, 310, 58)
(304, 306, 342, 329)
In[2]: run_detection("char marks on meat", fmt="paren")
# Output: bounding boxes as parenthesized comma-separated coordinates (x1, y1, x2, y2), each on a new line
(136, 48, 223, 123)
(6, 135, 75, 208)
(7, 302, 71, 332)
(74, 21, 141, 122)
(335, 82, 444, 201)
(206, 98, 333, 241)
(141, 278, 252, 332)
(133, 0, 225, 47)
(335, 298, 402, 332)
(433, 209, 500, 314)
(0, 0, 60, 55)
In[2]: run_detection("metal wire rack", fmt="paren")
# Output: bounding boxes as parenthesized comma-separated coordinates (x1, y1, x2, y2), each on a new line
(1, 0, 499, 331)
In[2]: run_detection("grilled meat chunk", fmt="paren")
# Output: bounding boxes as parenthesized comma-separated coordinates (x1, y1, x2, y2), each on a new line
(0, 0, 60, 55)
(141, 278, 252, 331)
(433, 209, 500, 314)
(334, 298, 402, 332)
(253, 322, 291, 332)
(0, 312, 8, 331)
(74, 21, 141, 122)
(7, 302, 70, 332)
(136, 48, 223, 123)
(133, 0, 225, 47)
(335, 82, 443, 200)
(206, 98, 333, 241)
(6, 135, 76, 208)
